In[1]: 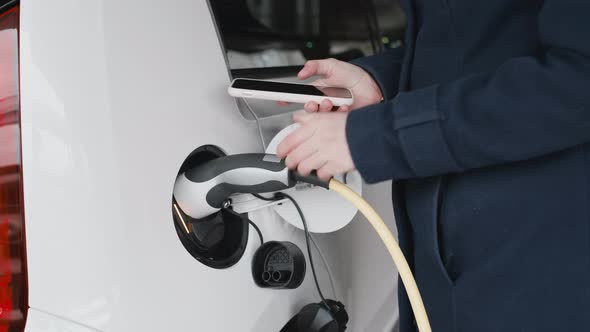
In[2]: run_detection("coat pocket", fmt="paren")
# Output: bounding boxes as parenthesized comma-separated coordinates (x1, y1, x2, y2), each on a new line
(431, 177, 456, 285)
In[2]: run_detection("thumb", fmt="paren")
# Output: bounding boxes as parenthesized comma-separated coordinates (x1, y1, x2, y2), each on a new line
(298, 60, 332, 80)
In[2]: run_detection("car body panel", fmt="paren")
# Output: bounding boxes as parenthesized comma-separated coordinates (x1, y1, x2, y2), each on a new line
(26, 309, 98, 332)
(19, 1, 399, 331)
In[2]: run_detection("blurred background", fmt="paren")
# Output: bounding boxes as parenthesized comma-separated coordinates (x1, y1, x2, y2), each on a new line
(210, 0, 406, 77)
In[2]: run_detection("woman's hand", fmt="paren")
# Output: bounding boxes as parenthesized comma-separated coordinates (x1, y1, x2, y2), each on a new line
(298, 58, 383, 112)
(277, 111, 355, 180)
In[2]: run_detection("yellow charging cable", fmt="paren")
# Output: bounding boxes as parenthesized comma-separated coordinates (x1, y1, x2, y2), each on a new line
(329, 178, 432, 332)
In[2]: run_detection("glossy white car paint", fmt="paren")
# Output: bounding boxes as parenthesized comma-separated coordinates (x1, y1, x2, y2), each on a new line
(19, 1, 399, 331)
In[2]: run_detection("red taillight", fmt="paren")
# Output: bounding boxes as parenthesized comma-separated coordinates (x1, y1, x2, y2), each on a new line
(0, 5, 27, 332)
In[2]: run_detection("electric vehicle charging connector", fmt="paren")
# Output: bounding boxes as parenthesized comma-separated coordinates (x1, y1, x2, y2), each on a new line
(172, 153, 432, 332)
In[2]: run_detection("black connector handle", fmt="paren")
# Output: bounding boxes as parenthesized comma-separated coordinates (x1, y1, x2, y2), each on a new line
(292, 172, 330, 189)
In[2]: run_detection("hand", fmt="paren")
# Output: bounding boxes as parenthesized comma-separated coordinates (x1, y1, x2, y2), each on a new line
(298, 58, 383, 113)
(277, 111, 355, 181)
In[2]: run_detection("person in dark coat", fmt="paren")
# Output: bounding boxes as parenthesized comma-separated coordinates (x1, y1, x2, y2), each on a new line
(277, 0, 590, 331)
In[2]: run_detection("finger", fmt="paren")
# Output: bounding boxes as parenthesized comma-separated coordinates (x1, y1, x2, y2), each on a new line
(304, 102, 319, 113)
(277, 101, 290, 106)
(318, 99, 334, 112)
(277, 126, 313, 158)
(317, 164, 336, 181)
(297, 152, 329, 176)
(293, 111, 314, 124)
(338, 104, 351, 112)
(285, 142, 317, 170)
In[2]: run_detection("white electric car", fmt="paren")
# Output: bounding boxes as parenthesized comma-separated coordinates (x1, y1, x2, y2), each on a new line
(1, 1, 407, 331)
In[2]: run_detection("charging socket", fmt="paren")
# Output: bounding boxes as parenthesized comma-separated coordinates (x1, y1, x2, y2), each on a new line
(252, 241, 306, 289)
(172, 145, 249, 269)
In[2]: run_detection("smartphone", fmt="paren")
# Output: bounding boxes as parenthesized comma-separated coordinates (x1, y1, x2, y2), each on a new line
(228, 78, 354, 106)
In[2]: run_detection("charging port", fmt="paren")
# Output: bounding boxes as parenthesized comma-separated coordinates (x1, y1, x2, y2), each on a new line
(172, 145, 250, 269)
(252, 241, 306, 289)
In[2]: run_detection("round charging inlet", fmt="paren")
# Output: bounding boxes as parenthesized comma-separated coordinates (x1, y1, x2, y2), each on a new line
(172, 145, 250, 269)
(252, 241, 306, 289)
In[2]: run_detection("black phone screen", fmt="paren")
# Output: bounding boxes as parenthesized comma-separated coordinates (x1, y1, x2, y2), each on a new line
(233, 79, 352, 98)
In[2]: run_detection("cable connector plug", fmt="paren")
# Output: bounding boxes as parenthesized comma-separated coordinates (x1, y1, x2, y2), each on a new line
(291, 171, 330, 189)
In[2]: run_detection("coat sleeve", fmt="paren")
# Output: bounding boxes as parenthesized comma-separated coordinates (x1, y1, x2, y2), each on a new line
(350, 46, 406, 100)
(347, 0, 590, 183)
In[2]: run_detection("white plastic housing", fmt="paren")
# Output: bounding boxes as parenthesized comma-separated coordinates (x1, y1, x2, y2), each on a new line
(265, 124, 363, 233)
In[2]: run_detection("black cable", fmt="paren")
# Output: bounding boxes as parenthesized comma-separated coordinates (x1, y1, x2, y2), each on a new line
(278, 193, 331, 310)
(360, 0, 379, 54)
(247, 193, 281, 245)
(368, 0, 385, 53)
(252, 192, 331, 310)
(252, 193, 277, 201)
(248, 219, 264, 245)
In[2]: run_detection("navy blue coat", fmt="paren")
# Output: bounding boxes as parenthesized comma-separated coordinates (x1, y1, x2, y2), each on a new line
(347, 0, 590, 331)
